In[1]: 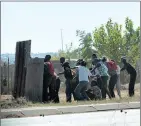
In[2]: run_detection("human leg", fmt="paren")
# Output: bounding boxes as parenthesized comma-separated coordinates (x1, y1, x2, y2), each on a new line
(80, 82, 89, 100)
(116, 74, 121, 98)
(101, 76, 111, 99)
(109, 74, 117, 98)
(65, 79, 72, 102)
(129, 73, 136, 97)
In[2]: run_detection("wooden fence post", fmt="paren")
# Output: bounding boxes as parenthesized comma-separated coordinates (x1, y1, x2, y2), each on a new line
(13, 40, 31, 98)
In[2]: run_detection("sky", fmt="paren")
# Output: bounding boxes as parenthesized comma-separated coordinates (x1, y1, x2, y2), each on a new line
(1, 2, 140, 54)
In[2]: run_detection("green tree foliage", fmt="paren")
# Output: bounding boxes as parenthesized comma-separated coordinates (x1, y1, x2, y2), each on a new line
(92, 17, 140, 65)
(76, 30, 96, 61)
(51, 42, 80, 60)
(52, 17, 140, 67)
(93, 18, 123, 63)
(123, 17, 140, 66)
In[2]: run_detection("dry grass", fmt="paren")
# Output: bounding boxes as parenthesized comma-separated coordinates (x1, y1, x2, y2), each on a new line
(1, 83, 140, 109)
(1, 88, 140, 109)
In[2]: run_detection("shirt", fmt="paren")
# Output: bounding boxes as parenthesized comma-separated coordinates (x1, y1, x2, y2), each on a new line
(46, 61, 55, 76)
(78, 66, 92, 82)
(64, 66, 73, 79)
(116, 65, 120, 75)
(95, 68, 100, 76)
(104, 61, 117, 76)
(96, 62, 109, 77)
(121, 63, 136, 75)
(75, 65, 80, 76)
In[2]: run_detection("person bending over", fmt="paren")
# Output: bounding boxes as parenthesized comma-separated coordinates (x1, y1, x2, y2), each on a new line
(74, 61, 92, 101)
(91, 58, 112, 100)
(121, 58, 137, 97)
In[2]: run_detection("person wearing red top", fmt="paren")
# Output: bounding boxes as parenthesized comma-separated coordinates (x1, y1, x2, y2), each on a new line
(44, 55, 57, 101)
(46, 61, 55, 76)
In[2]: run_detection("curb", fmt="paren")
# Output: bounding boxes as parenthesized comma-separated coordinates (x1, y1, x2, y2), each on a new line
(1, 102, 140, 119)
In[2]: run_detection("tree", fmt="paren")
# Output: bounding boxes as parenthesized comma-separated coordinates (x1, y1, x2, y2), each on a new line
(76, 30, 95, 61)
(58, 50, 66, 58)
(93, 25, 108, 57)
(52, 42, 79, 61)
(93, 17, 140, 65)
(70, 48, 82, 59)
(93, 18, 123, 63)
(123, 17, 140, 66)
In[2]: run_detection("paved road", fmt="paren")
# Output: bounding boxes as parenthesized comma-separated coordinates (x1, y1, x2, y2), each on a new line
(1, 109, 140, 126)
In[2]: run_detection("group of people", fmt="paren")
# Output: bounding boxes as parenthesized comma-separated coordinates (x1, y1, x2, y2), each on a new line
(42, 54, 137, 103)
(91, 54, 137, 98)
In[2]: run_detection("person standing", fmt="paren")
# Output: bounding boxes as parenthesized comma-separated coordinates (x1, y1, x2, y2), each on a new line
(44, 55, 57, 101)
(111, 60, 121, 98)
(102, 57, 118, 98)
(115, 64, 121, 98)
(121, 58, 137, 97)
(59, 57, 75, 102)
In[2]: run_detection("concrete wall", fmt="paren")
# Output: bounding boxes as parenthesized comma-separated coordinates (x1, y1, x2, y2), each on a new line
(25, 58, 44, 102)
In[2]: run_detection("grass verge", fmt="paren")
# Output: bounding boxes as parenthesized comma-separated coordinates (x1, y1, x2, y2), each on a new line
(1, 89, 140, 109)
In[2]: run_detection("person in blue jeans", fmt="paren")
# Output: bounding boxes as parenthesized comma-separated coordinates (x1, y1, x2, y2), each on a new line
(74, 61, 92, 101)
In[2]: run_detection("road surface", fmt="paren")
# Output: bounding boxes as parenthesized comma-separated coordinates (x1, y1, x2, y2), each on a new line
(1, 109, 140, 126)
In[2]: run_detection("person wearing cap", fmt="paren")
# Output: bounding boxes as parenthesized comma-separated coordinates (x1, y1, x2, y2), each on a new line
(121, 58, 137, 97)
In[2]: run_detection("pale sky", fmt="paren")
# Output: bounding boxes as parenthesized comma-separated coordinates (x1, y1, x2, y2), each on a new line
(1, 2, 140, 54)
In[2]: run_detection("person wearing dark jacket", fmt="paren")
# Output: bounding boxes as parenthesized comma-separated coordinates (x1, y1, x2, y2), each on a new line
(121, 58, 137, 97)
(58, 57, 76, 102)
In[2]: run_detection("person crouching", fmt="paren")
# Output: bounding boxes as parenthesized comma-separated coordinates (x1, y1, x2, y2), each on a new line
(74, 61, 92, 101)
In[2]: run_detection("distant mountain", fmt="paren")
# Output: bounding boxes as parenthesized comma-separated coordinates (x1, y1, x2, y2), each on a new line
(1, 52, 58, 64)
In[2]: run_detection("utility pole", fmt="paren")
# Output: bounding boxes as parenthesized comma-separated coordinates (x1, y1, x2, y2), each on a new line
(7, 57, 9, 94)
(60, 29, 64, 51)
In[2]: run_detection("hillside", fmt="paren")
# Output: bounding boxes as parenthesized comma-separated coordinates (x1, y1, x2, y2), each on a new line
(1, 53, 58, 64)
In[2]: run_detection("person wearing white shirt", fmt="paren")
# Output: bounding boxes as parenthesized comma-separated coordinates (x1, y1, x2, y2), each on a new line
(74, 61, 92, 101)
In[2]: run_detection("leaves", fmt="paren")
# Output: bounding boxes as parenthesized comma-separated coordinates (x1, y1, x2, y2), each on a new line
(76, 30, 96, 61)
(92, 17, 140, 65)
(53, 17, 140, 67)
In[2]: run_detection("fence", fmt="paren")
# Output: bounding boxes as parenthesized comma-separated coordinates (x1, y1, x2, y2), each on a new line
(1, 63, 14, 95)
